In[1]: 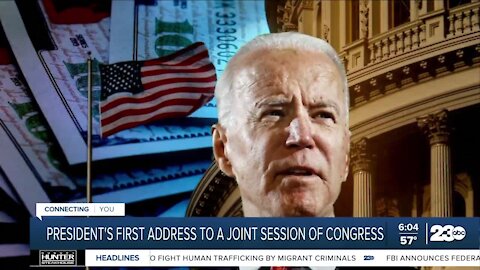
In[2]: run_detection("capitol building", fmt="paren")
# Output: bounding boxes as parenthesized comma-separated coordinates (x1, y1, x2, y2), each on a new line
(187, 0, 480, 221)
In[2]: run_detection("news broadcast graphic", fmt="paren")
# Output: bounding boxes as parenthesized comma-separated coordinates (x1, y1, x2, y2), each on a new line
(30, 213, 480, 267)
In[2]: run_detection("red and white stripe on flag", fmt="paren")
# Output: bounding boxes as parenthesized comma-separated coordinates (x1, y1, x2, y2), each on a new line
(99, 42, 216, 137)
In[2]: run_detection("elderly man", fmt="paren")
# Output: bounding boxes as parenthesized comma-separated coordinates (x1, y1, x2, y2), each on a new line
(212, 32, 350, 218)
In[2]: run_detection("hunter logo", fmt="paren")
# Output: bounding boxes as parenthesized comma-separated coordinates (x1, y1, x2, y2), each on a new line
(40, 250, 76, 266)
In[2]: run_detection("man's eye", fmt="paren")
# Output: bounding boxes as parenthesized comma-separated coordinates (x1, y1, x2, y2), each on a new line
(313, 111, 336, 123)
(265, 110, 284, 117)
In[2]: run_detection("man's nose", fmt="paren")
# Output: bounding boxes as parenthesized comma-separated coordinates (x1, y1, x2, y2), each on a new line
(286, 115, 314, 149)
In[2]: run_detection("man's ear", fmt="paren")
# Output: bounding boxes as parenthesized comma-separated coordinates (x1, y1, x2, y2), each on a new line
(212, 124, 234, 177)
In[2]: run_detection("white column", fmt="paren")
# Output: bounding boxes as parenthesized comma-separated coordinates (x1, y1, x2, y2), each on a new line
(434, 0, 445, 10)
(418, 110, 452, 217)
(379, 0, 390, 32)
(368, 0, 374, 38)
(351, 138, 374, 217)
(418, 0, 428, 16)
(339, 0, 347, 48)
(321, 0, 332, 42)
(410, 0, 419, 21)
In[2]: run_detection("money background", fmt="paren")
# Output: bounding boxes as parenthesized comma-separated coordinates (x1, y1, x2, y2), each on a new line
(0, 0, 269, 267)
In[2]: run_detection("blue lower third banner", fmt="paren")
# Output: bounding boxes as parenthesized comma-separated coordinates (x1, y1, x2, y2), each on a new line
(30, 217, 480, 267)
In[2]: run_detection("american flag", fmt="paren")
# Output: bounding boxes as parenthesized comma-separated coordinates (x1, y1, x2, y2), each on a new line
(99, 42, 216, 137)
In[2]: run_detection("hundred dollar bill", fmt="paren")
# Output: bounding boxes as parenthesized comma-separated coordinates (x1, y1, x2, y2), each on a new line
(0, 170, 25, 222)
(109, 0, 271, 107)
(0, 63, 212, 216)
(0, 0, 214, 165)
(0, 210, 16, 223)
(0, 168, 20, 205)
(0, 244, 29, 259)
(0, 200, 29, 258)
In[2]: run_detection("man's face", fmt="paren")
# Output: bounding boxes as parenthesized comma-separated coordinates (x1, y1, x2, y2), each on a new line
(216, 49, 350, 217)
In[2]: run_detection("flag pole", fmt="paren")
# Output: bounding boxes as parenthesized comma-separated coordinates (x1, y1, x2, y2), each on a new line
(86, 53, 93, 270)
(86, 52, 93, 204)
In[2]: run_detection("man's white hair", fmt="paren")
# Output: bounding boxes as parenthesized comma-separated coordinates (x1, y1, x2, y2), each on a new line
(215, 32, 349, 129)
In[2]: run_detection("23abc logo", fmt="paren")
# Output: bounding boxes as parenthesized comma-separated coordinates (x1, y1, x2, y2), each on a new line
(429, 225, 466, 242)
